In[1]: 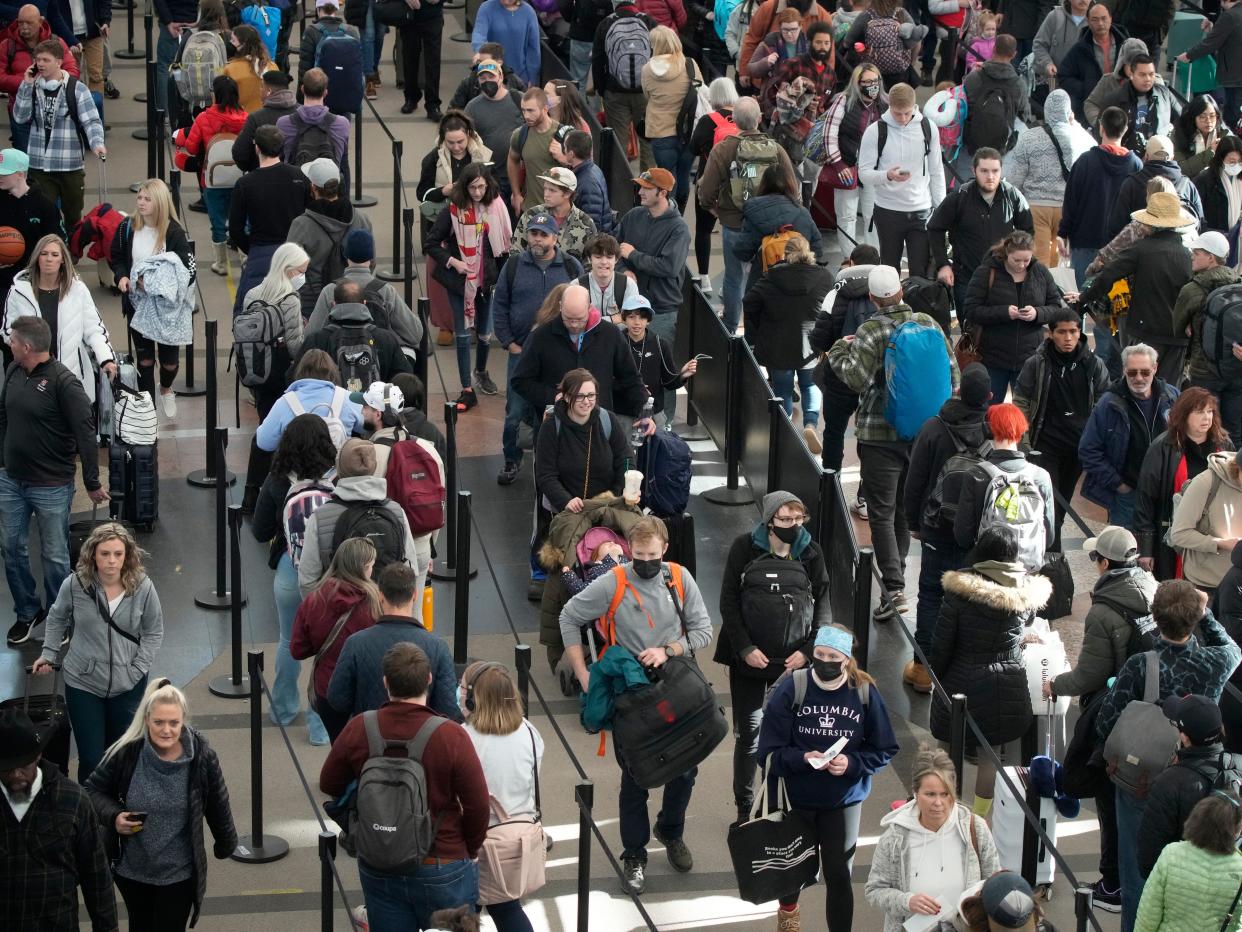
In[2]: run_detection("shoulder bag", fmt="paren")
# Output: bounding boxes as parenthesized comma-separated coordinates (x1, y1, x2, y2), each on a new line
(477, 724, 548, 905)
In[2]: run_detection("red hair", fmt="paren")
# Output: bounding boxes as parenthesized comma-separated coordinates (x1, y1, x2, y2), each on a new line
(987, 403, 1028, 443)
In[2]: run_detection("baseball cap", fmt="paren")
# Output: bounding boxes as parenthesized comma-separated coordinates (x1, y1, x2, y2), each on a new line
(302, 157, 340, 188)
(1162, 693, 1224, 744)
(527, 212, 559, 236)
(349, 381, 405, 413)
(1082, 526, 1139, 563)
(476, 59, 501, 78)
(867, 265, 902, 300)
(0, 709, 42, 770)
(336, 438, 377, 478)
(262, 70, 292, 87)
(0, 148, 30, 176)
(537, 166, 577, 192)
(981, 872, 1037, 928)
(1145, 134, 1174, 160)
(344, 229, 375, 263)
(1192, 230, 1230, 260)
(620, 293, 653, 319)
(633, 168, 675, 192)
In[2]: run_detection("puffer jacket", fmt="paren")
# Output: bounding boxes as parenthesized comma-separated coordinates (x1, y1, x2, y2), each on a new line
(286, 199, 374, 318)
(85, 728, 238, 929)
(533, 402, 629, 513)
(172, 104, 248, 184)
(928, 564, 1051, 747)
(1174, 264, 1241, 383)
(571, 159, 616, 235)
(635, 0, 686, 29)
(864, 801, 1000, 932)
(37, 574, 163, 698)
(640, 54, 700, 140)
(1079, 379, 1179, 508)
(903, 398, 989, 546)
(732, 193, 827, 293)
(1050, 566, 1156, 701)
(0, 20, 80, 109)
(289, 577, 378, 697)
(1014, 337, 1110, 449)
(963, 252, 1063, 371)
(742, 260, 834, 370)
(1133, 841, 1242, 932)
(1169, 451, 1242, 589)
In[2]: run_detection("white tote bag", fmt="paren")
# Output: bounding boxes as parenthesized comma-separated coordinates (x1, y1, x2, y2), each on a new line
(1023, 630, 1070, 717)
(113, 388, 158, 446)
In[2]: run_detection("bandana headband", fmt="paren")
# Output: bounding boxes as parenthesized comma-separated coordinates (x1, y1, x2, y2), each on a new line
(814, 627, 853, 657)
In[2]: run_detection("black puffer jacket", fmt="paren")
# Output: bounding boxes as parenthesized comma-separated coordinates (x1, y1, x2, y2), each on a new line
(963, 252, 1063, 372)
(903, 398, 989, 546)
(85, 727, 237, 929)
(1194, 166, 1233, 235)
(732, 193, 828, 293)
(533, 402, 629, 513)
(929, 566, 1052, 748)
(743, 261, 835, 371)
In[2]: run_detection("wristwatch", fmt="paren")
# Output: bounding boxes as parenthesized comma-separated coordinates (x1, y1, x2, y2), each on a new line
(665, 642, 681, 657)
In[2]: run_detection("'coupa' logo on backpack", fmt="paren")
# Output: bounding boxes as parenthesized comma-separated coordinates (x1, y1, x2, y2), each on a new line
(372, 823, 398, 833)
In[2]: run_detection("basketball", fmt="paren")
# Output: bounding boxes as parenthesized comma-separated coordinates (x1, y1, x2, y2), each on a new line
(0, 227, 26, 266)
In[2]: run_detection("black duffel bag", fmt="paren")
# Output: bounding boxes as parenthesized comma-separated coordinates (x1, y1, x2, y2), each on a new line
(373, 0, 418, 27)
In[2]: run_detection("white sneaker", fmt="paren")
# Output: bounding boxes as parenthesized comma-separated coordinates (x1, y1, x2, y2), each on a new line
(351, 905, 369, 930)
(699, 276, 713, 295)
(161, 391, 177, 418)
(852, 497, 869, 521)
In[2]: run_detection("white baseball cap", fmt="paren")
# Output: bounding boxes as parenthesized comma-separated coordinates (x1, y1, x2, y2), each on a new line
(1191, 230, 1230, 260)
(868, 265, 902, 300)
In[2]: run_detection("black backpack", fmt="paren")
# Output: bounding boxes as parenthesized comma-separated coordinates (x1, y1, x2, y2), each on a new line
(329, 497, 407, 570)
(361, 278, 393, 331)
(1179, 751, 1242, 799)
(1093, 593, 1160, 660)
(922, 419, 990, 531)
(965, 86, 1013, 154)
(326, 321, 382, 392)
(737, 553, 815, 665)
(901, 275, 953, 335)
(290, 110, 338, 166)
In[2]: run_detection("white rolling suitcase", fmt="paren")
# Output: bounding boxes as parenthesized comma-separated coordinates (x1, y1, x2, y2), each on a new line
(992, 765, 1058, 887)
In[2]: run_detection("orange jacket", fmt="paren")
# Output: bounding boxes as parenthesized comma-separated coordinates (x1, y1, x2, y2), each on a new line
(738, 0, 831, 87)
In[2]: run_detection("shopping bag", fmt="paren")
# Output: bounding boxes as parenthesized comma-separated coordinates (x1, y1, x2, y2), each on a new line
(1023, 628, 1070, 716)
(727, 758, 819, 905)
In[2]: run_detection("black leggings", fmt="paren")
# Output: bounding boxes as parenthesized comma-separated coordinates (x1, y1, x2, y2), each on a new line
(693, 192, 716, 277)
(116, 874, 196, 932)
(778, 803, 861, 932)
(243, 380, 290, 492)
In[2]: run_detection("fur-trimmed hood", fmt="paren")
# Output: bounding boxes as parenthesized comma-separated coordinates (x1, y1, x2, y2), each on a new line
(942, 568, 1052, 613)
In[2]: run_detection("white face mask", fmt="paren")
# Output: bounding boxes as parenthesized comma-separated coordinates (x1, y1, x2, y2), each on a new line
(289, 272, 307, 290)
(1226, 163, 1242, 178)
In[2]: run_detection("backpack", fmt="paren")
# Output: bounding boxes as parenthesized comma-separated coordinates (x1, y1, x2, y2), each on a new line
(922, 419, 990, 530)
(965, 86, 1013, 154)
(901, 276, 953, 332)
(289, 110, 338, 167)
(329, 496, 407, 570)
(759, 225, 799, 274)
(605, 15, 652, 91)
(728, 135, 782, 206)
(282, 479, 334, 566)
(874, 117, 932, 176)
(1179, 751, 1242, 799)
(326, 322, 383, 392)
(804, 105, 834, 165)
(708, 110, 739, 147)
(975, 459, 1048, 574)
(1202, 283, 1242, 381)
(1093, 594, 1159, 660)
(172, 30, 228, 110)
(314, 24, 364, 115)
(877, 314, 952, 441)
(204, 132, 242, 188)
(1103, 651, 1181, 798)
(738, 553, 815, 664)
(374, 430, 446, 537)
(233, 299, 287, 387)
(350, 712, 445, 871)
(863, 15, 910, 76)
(361, 278, 394, 332)
(639, 428, 693, 517)
(675, 66, 710, 145)
(285, 387, 350, 450)
(576, 272, 627, 314)
(763, 667, 870, 714)
(241, 4, 281, 58)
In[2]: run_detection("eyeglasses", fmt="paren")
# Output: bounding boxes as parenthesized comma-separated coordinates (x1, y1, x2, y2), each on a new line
(860, 80, 881, 88)
(1125, 368, 1154, 377)
(772, 515, 806, 527)
(572, 392, 597, 402)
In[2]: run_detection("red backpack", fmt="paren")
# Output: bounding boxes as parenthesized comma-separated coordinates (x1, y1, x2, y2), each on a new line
(707, 110, 739, 147)
(69, 203, 126, 264)
(376, 431, 445, 537)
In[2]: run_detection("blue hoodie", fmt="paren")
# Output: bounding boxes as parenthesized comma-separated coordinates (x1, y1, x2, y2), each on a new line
(1057, 145, 1143, 252)
(255, 378, 365, 452)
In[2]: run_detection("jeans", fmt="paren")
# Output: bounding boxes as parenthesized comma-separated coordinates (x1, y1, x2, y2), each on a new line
(362, 2, 388, 76)
(272, 553, 327, 742)
(646, 311, 679, 421)
(649, 135, 694, 213)
(486, 899, 534, 932)
(1072, 246, 1122, 380)
(359, 859, 479, 932)
(155, 26, 179, 114)
(729, 667, 768, 812)
(778, 804, 862, 932)
(1109, 489, 1136, 527)
(447, 290, 492, 389)
(820, 384, 859, 472)
(116, 875, 196, 932)
(720, 225, 748, 335)
(0, 471, 74, 622)
(502, 350, 536, 465)
(915, 539, 967, 659)
(616, 741, 697, 862)
(833, 183, 876, 257)
(1115, 787, 1147, 932)
(66, 678, 148, 785)
(769, 368, 820, 426)
(202, 187, 231, 243)
(857, 442, 911, 593)
(986, 366, 1021, 403)
(10, 120, 29, 152)
(1032, 443, 1082, 552)
(568, 39, 592, 99)
(873, 204, 931, 277)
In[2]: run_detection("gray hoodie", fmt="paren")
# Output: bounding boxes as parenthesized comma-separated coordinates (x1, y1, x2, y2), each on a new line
(1033, 4, 1087, 81)
(615, 204, 692, 315)
(40, 575, 164, 697)
(307, 265, 424, 353)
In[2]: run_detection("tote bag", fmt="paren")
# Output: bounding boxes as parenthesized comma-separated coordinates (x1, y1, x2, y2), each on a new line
(727, 757, 819, 905)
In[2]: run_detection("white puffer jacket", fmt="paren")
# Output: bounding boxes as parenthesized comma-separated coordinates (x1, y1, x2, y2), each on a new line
(3, 271, 115, 403)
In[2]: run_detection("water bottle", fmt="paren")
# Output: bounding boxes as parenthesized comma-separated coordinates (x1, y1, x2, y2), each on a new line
(631, 397, 654, 450)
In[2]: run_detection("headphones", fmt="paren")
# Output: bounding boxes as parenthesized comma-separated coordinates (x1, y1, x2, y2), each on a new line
(463, 662, 506, 714)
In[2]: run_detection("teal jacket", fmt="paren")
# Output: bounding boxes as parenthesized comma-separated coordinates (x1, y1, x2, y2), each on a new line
(580, 648, 648, 733)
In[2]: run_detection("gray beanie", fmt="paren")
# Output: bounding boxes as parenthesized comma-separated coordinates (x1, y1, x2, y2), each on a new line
(761, 491, 805, 524)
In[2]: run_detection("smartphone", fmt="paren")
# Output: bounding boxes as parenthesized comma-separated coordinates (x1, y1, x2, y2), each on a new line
(897, 169, 911, 178)
(129, 812, 148, 823)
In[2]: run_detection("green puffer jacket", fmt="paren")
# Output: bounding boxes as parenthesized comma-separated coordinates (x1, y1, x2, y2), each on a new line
(1134, 840, 1242, 932)
(1173, 264, 1241, 383)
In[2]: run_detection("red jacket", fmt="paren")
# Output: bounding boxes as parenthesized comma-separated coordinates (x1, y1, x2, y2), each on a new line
(635, 0, 686, 30)
(319, 702, 490, 862)
(172, 104, 248, 184)
(289, 578, 377, 698)
(0, 21, 80, 109)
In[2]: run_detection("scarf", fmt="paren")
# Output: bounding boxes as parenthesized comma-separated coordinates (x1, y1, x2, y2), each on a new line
(1223, 168, 1242, 231)
(449, 199, 512, 325)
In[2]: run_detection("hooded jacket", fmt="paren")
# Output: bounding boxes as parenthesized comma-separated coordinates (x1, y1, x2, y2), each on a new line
(289, 577, 378, 697)
(1176, 263, 1241, 382)
(1080, 228, 1193, 346)
(307, 266, 423, 353)
(963, 59, 1033, 143)
(0, 19, 80, 107)
(294, 302, 412, 384)
(1107, 159, 1204, 241)
(1002, 92, 1095, 207)
(286, 200, 374, 318)
(1169, 451, 1242, 588)
(964, 253, 1064, 371)
(929, 181, 1034, 285)
(1033, 2, 1089, 80)
(615, 203, 691, 314)
(1058, 144, 1143, 250)
(742, 261, 834, 370)
(1050, 566, 1157, 700)
(733, 193, 828, 291)
(904, 398, 989, 543)
(533, 401, 629, 513)
(929, 565, 1052, 747)
(641, 54, 700, 140)
(864, 801, 1000, 932)
(1014, 337, 1110, 450)
(951, 449, 1057, 554)
(254, 378, 364, 453)
(1057, 24, 1129, 122)
(857, 109, 947, 213)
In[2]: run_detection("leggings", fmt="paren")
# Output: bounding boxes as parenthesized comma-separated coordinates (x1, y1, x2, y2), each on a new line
(693, 192, 717, 277)
(116, 875, 196, 932)
(485, 899, 534, 932)
(128, 323, 180, 397)
(779, 803, 861, 932)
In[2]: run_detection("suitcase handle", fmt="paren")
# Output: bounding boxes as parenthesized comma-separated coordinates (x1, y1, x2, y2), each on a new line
(22, 663, 63, 713)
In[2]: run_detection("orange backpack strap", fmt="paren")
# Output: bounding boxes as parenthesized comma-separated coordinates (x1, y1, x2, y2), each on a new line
(599, 564, 630, 653)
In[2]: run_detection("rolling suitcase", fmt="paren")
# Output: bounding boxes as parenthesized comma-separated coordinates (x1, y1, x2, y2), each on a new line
(109, 440, 159, 531)
(1, 665, 71, 776)
(993, 765, 1058, 887)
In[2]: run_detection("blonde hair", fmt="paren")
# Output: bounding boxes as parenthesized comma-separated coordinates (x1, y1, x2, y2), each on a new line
(100, 678, 189, 764)
(75, 522, 148, 595)
(24, 234, 77, 300)
(888, 82, 916, 109)
(784, 233, 816, 265)
(133, 178, 178, 249)
(649, 25, 685, 71)
(252, 241, 310, 305)
(628, 515, 669, 547)
(911, 744, 958, 805)
(461, 661, 523, 735)
(319, 537, 382, 619)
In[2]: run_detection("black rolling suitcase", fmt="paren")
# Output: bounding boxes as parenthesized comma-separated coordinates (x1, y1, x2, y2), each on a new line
(109, 440, 159, 531)
(2, 666, 71, 776)
(663, 511, 697, 578)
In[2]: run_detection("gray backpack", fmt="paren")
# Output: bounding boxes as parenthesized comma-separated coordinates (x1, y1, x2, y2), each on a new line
(351, 712, 446, 871)
(1103, 651, 1180, 799)
(975, 460, 1047, 574)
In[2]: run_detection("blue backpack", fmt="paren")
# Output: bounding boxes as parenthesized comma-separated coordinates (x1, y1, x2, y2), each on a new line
(241, 4, 280, 59)
(640, 429, 693, 517)
(877, 315, 951, 441)
(314, 24, 364, 115)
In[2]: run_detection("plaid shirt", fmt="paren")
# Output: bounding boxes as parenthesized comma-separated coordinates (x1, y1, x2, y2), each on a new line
(13, 77, 104, 173)
(827, 303, 961, 444)
(760, 54, 835, 123)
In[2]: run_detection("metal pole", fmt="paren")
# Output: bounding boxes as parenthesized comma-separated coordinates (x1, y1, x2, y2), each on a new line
(209, 507, 250, 694)
(949, 694, 967, 798)
(319, 832, 337, 932)
(414, 295, 430, 411)
(576, 781, 594, 932)
(430, 401, 459, 580)
(168, 169, 181, 216)
(852, 548, 874, 669)
(515, 644, 531, 717)
(376, 139, 403, 281)
(599, 126, 614, 195)
(701, 337, 752, 505)
(402, 207, 416, 303)
(231, 650, 290, 863)
(766, 397, 783, 495)
(116, 0, 144, 58)
(453, 491, 472, 667)
(132, 58, 155, 148)
(154, 109, 166, 180)
(194, 428, 234, 610)
(351, 111, 377, 207)
(187, 320, 235, 486)
(1074, 885, 1094, 932)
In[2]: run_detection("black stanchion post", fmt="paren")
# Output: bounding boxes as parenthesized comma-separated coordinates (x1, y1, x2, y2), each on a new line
(402, 207, 416, 303)
(232, 650, 291, 863)
(116, 0, 144, 57)
(703, 338, 753, 505)
(414, 295, 431, 411)
(187, 320, 236, 486)
(453, 490, 472, 668)
(154, 109, 166, 180)
(766, 397, 783, 494)
(599, 127, 614, 195)
(351, 111, 377, 207)
(195, 428, 240, 610)
(175, 239, 206, 398)
(133, 59, 154, 149)
(1074, 885, 1094, 932)
(376, 139, 403, 281)
(852, 548, 874, 668)
(319, 831, 337, 932)
(949, 694, 967, 798)
(575, 781, 593, 932)
(431, 401, 476, 580)
(209, 507, 251, 694)
(515, 644, 531, 716)
(680, 287, 707, 441)
(168, 169, 181, 216)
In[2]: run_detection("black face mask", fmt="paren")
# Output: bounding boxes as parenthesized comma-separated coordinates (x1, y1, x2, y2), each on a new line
(770, 523, 800, 545)
(810, 48, 831, 62)
(479, 80, 499, 98)
(632, 558, 662, 579)
(813, 659, 844, 682)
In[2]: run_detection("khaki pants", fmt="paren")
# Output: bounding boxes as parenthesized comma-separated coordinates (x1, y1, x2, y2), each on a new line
(1031, 205, 1062, 269)
(80, 36, 105, 92)
(602, 89, 653, 171)
(29, 168, 86, 230)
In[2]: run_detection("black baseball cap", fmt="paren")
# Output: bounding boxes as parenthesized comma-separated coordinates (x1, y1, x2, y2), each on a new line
(1162, 693, 1224, 744)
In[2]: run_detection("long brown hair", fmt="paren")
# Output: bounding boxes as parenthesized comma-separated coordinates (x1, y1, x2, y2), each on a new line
(989, 229, 1036, 263)
(1167, 386, 1230, 451)
(24, 234, 77, 300)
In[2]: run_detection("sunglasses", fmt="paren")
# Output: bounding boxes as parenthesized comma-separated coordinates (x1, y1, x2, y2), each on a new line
(1125, 368, 1154, 377)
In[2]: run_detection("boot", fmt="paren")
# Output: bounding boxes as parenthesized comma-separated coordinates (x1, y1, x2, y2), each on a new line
(776, 905, 800, 931)
(210, 241, 228, 276)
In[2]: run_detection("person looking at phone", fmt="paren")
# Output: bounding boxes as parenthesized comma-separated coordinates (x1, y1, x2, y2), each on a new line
(85, 679, 237, 932)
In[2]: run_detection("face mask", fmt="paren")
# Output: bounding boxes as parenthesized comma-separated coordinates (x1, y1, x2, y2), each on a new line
(480, 80, 499, 98)
(1226, 163, 1242, 178)
(290, 272, 306, 290)
(811, 49, 831, 62)
(862, 83, 880, 100)
(632, 558, 661, 579)
(770, 523, 800, 545)
(813, 659, 843, 682)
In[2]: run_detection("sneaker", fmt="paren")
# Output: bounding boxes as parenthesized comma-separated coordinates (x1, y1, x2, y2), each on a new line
(497, 460, 521, 485)
(188, 198, 207, 214)
(104, 80, 121, 99)
(903, 659, 932, 693)
(364, 78, 378, 100)
(622, 857, 646, 895)
(454, 388, 478, 412)
(851, 496, 869, 521)
(699, 276, 713, 295)
(427, 106, 443, 122)
(162, 391, 177, 418)
(1092, 880, 1121, 913)
(873, 590, 907, 623)
(436, 329, 453, 346)
(776, 905, 801, 931)
(653, 826, 693, 872)
(527, 578, 545, 603)
(802, 426, 822, 455)
(351, 904, 370, 931)
(474, 369, 499, 395)
(6, 609, 44, 646)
